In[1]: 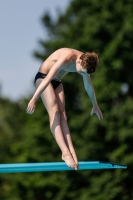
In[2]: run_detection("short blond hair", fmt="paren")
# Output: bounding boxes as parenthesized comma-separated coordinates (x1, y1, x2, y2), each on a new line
(80, 52, 99, 74)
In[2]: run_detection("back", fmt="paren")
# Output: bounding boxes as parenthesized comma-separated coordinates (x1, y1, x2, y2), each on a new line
(39, 48, 82, 74)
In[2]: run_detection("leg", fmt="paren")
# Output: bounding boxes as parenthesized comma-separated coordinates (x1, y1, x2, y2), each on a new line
(55, 83, 78, 167)
(35, 79, 77, 170)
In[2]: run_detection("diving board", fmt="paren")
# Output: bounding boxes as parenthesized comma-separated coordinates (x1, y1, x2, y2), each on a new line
(0, 161, 127, 174)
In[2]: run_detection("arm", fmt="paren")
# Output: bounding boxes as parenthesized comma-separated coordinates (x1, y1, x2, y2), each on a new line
(26, 57, 66, 114)
(32, 59, 64, 101)
(82, 73, 103, 120)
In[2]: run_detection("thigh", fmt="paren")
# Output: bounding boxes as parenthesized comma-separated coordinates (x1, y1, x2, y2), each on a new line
(35, 79, 59, 114)
(55, 83, 65, 113)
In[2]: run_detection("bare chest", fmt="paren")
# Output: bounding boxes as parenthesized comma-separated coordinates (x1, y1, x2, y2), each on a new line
(55, 62, 76, 80)
(55, 70, 68, 80)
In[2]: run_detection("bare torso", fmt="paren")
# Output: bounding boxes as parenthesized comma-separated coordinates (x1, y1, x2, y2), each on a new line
(39, 48, 83, 80)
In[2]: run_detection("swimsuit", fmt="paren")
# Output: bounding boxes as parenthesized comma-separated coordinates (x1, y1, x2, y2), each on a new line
(34, 72, 62, 90)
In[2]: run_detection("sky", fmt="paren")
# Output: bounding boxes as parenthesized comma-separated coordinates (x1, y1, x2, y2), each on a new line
(0, 0, 70, 101)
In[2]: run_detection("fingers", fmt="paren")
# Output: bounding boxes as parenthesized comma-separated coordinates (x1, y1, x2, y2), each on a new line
(96, 113, 102, 120)
(96, 113, 101, 120)
(90, 110, 103, 120)
(96, 110, 103, 120)
(90, 110, 93, 116)
(26, 106, 35, 114)
(99, 110, 103, 120)
(26, 99, 36, 114)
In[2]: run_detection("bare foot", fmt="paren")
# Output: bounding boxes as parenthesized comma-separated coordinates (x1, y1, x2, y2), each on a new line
(70, 150, 79, 169)
(62, 152, 78, 170)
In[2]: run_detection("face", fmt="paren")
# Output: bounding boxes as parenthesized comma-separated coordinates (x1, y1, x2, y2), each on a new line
(76, 59, 87, 74)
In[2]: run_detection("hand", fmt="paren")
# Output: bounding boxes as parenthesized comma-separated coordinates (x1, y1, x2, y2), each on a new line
(26, 98, 36, 114)
(90, 106, 103, 120)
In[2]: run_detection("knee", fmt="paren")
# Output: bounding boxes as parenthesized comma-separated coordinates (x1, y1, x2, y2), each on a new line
(49, 109, 61, 131)
(48, 104, 61, 122)
(60, 110, 67, 121)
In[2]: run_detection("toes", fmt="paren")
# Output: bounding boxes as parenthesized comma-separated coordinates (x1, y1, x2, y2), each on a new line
(74, 165, 78, 170)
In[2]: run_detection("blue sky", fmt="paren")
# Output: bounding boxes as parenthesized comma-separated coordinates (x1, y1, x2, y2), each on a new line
(0, 0, 70, 101)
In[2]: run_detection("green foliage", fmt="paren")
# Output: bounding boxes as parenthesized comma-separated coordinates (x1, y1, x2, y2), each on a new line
(0, 0, 133, 199)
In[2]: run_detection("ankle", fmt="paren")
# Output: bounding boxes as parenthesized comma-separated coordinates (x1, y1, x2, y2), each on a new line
(62, 150, 71, 157)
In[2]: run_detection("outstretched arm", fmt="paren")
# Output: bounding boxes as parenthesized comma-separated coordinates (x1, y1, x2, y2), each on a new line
(82, 73, 103, 120)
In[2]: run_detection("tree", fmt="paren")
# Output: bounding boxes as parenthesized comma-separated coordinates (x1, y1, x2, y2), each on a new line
(0, 0, 133, 199)
(33, 0, 133, 199)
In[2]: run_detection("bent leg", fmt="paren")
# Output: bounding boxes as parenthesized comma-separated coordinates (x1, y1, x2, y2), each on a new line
(55, 83, 78, 167)
(35, 79, 77, 170)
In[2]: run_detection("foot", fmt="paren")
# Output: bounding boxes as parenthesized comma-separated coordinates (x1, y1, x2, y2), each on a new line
(70, 150, 79, 169)
(62, 152, 78, 170)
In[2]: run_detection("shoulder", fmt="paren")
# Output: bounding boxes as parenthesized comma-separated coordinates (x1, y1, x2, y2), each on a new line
(48, 48, 72, 63)
(60, 48, 74, 56)
(56, 48, 75, 62)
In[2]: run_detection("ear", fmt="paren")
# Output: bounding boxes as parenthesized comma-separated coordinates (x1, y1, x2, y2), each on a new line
(77, 59, 82, 64)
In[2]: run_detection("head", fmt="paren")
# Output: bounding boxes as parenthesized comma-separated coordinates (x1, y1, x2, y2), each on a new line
(80, 52, 99, 74)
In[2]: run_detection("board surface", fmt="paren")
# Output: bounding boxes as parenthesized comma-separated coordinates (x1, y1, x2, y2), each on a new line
(0, 161, 127, 173)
